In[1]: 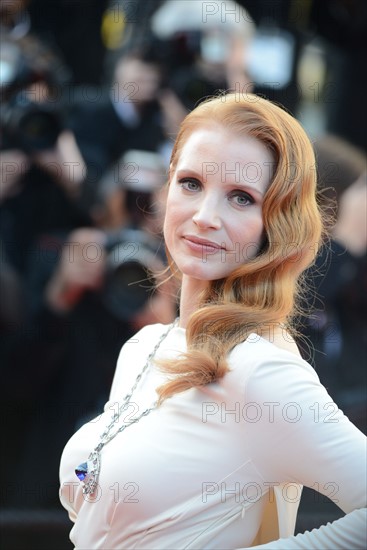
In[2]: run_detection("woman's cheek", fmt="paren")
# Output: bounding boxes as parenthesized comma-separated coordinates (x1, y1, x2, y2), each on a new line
(163, 209, 176, 244)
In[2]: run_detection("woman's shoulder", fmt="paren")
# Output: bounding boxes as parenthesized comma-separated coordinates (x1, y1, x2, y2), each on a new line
(262, 326, 302, 357)
(125, 322, 170, 343)
(229, 326, 317, 379)
(109, 323, 174, 401)
(227, 328, 325, 409)
(116, 322, 172, 362)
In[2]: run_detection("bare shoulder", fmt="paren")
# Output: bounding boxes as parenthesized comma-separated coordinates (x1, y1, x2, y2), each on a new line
(261, 326, 302, 358)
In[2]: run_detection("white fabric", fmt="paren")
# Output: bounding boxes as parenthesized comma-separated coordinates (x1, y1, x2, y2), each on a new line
(59, 324, 367, 549)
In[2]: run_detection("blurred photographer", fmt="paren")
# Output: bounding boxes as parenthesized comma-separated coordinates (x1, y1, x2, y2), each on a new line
(45, 149, 175, 326)
(2, 149, 177, 508)
(150, 0, 256, 110)
(300, 136, 367, 433)
(0, 32, 89, 277)
(69, 46, 186, 208)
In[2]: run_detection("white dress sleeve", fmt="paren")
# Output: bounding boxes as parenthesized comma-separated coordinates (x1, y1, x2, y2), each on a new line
(248, 507, 366, 549)
(235, 341, 366, 549)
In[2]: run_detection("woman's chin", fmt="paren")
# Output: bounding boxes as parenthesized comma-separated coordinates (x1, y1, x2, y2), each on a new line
(178, 262, 226, 282)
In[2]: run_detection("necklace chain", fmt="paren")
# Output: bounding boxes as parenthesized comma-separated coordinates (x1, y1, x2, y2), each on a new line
(75, 319, 178, 495)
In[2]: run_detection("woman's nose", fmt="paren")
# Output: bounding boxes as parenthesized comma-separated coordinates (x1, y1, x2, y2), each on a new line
(192, 194, 222, 229)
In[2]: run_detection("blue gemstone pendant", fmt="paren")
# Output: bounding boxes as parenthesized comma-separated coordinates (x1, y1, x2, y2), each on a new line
(75, 452, 100, 495)
(75, 462, 89, 481)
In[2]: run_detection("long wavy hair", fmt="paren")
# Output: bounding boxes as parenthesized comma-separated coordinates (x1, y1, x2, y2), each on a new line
(157, 93, 324, 403)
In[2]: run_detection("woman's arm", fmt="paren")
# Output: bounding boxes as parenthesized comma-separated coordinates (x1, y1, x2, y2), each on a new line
(240, 340, 366, 548)
(248, 507, 366, 549)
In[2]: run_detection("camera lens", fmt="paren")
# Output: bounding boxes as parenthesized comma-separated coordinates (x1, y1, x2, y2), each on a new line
(102, 261, 155, 321)
(17, 108, 62, 150)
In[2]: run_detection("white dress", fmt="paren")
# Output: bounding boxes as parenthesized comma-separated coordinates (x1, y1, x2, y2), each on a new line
(59, 323, 366, 549)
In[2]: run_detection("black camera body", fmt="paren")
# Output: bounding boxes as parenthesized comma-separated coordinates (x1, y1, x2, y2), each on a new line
(101, 228, 166, 322)
(0, 33, 68, 152)
(1, 94, 65, 152)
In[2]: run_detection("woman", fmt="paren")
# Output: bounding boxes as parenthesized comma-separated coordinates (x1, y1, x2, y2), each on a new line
(59, 93, 366, 549)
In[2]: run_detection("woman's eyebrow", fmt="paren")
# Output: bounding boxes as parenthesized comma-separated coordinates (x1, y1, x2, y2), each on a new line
(175, 168, 202, 178)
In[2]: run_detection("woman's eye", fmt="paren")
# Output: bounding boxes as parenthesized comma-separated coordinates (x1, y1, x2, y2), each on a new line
(178, 178, 201, 192)
(230, 191, 254, 207)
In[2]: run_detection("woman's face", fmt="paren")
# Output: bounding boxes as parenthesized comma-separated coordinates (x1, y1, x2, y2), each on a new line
(164, 125, 273, 282)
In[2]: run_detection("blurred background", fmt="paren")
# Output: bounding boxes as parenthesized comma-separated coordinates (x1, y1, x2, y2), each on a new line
(0, 1, 366, 548)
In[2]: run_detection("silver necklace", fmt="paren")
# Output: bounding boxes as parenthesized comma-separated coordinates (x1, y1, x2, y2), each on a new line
(75, 320, 178, 495)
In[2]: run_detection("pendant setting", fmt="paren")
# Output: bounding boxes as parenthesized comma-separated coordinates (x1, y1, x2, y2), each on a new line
(75, 451, 100, 495)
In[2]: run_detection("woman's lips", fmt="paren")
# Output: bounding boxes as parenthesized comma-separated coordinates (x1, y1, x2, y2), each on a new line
(183, 236, 225, 253)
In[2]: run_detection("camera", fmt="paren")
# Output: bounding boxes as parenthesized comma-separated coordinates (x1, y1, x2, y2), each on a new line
(0, 33, 68, 152)
(1, 94, 64, 152)
(100, 227, 166, 322)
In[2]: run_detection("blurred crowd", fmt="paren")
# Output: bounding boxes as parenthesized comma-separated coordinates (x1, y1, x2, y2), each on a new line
(0, 0, 366, 516)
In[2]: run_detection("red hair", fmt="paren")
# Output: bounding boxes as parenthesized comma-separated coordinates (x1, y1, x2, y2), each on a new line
(157, 93, 324, 403)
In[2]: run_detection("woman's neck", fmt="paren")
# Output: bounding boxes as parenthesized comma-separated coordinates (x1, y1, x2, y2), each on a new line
(178, 277, 208, 328)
